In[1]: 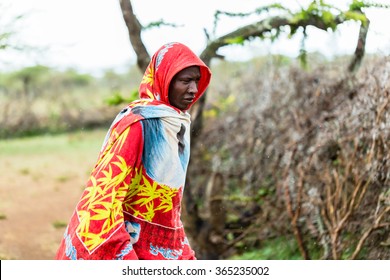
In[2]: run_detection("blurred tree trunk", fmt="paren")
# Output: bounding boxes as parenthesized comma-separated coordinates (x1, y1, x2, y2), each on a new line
(348, 12, 370, 72)
(119, 0, 150, 71)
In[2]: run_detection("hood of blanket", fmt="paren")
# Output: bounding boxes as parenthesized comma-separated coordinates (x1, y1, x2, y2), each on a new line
(138, 42, 211, 112)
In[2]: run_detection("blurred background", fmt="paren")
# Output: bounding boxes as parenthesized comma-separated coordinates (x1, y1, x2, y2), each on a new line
(0, 0, 389, 260)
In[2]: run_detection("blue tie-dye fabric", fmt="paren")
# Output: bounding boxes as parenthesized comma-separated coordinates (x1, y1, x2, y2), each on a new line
(132, 105, 191, 189)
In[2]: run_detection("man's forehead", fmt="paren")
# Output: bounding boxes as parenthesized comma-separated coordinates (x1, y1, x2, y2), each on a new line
(176, 66, 200, 76)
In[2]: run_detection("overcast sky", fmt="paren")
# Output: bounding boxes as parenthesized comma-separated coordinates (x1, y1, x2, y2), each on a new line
(1, 0, 389, 74)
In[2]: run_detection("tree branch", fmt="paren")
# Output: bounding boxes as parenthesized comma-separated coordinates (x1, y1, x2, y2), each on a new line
(119, 0, 150, 71)
(348, 16, 370, 72)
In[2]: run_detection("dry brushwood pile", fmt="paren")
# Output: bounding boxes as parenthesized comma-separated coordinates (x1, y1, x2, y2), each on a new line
(185, 55, 390, 260)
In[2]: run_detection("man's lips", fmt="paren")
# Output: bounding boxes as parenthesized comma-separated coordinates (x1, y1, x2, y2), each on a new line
(183, 97, 194, 103)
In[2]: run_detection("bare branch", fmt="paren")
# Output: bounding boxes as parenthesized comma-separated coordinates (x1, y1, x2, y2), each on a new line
(350, 206, 390, 259)
(119, 0, 150, 71)
(348, 16, 370, 72)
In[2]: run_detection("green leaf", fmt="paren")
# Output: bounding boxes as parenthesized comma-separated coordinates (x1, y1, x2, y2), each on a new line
(225, 36, 245, 45)
(344, 11, 368, 24)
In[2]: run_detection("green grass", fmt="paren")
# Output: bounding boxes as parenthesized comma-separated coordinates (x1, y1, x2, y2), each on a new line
(52, 220, 68, 229)
(0, 254, 13, 260)
(0, 128, 107, 157)
(0, 128, 107, 186)
(230, 236, 303, 260)
(55, 175, 72, 183)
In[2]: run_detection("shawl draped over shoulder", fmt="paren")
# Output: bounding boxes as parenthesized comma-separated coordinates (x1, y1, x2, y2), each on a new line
(55, 42, 211, 260)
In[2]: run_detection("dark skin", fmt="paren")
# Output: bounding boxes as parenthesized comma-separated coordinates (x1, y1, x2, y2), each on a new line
(168, 66, 201, 110)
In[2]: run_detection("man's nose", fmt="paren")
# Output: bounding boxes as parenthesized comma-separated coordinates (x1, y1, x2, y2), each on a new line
(188, 81, 198, 94)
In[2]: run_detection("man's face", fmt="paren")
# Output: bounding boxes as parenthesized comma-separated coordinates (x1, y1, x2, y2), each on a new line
(168, 66, 201, 110)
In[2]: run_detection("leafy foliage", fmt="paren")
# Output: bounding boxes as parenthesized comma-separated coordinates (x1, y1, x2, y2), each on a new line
(0, 3, 25, 51)
(105, 89, 138, 106)
(212, 3, 288, 36)
(143, 19, 181, 30)
(207, 0, 389, 68)
(0, 65, 141, 138)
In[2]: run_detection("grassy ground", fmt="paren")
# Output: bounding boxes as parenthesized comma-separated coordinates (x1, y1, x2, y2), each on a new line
(0, 128, 107, 259)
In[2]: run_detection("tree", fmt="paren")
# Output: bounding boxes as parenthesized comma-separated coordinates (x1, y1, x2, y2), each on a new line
(0, 4, 44, 71)
(11, 65, 50, 99)
(0, 3, 27, 56)
(118, 0, 389, 259)
(119, 0, 387, 141)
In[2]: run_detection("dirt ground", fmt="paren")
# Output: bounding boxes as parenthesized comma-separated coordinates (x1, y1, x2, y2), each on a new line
(0, 130, 104, 260)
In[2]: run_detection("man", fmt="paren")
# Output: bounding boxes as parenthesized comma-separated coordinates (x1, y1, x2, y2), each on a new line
(55, 42, 212, 260)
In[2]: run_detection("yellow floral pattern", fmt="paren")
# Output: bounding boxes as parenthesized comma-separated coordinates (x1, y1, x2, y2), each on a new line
(123, 166, 179, 222)
(75, 124, 179, 252)
(141, 66, 154, 88)
(76, 127, 131, 251)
